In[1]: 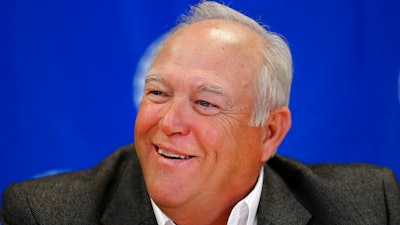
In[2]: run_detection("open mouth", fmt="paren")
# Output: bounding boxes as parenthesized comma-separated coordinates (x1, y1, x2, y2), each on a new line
(156, 146, 194, 160)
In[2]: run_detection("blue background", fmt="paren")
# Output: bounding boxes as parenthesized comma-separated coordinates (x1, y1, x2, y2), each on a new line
(1, 0, 399, 199)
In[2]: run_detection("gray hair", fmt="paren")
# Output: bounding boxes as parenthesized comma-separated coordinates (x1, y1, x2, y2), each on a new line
(152, 1, 293, 127)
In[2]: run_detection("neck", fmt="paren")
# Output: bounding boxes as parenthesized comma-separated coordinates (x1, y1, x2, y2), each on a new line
(162, 201, 234, 225)
(154, 167, 264, 225)
(159, 176, 259, 225)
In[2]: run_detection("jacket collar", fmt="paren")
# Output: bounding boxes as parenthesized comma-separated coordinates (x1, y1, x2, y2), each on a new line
(100, 147, 312, 225)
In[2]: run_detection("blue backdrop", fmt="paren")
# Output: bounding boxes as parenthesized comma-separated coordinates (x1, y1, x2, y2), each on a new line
(1, 0, 399, 198)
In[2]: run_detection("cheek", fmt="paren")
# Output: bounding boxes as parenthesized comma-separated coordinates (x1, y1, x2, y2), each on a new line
(194, 117, 244, 154)
(210, 118, 263, 159)
(216, 117, 247, 142)
(134, 102, 161, 136)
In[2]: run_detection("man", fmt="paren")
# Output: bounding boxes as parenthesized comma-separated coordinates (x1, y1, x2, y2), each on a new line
(1, 1, 399, 225)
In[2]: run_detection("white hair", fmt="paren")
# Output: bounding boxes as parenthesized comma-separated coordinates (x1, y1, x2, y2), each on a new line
(151, 1, 293, 127)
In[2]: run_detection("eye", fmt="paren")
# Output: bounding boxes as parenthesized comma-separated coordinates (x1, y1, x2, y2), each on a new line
(198, 100, 212, 107)
(194, 100, 220, 115)
(149, 90, 164, 96)
(145, 88, 169, 103)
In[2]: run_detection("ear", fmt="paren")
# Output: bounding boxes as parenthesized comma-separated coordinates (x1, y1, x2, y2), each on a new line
(260, 106, 292, 162)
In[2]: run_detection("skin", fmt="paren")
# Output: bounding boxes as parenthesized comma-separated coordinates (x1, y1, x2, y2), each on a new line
(134, 19, 291, 225)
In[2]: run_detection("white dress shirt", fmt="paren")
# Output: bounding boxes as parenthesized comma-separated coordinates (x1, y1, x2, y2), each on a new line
(151, 168, 264, 225)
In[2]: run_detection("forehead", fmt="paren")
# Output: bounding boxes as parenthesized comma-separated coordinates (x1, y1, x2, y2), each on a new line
(150, 19, 263, 86)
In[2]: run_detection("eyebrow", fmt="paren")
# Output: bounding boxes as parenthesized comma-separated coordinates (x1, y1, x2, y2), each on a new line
(145, 74, 229, 98)
(198, 84, 225, 96)
(145, 74, 164, 84)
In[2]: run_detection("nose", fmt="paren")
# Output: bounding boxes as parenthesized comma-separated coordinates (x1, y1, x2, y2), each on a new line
(159, 98, 190, 136)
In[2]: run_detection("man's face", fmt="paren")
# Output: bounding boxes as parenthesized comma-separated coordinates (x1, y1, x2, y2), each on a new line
(134, 20, 269, 212)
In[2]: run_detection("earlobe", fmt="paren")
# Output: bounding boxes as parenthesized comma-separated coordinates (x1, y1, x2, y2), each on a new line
(260, 107, 292, 162)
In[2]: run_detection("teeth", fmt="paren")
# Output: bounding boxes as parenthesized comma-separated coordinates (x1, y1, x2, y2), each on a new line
(157, 148, 191, 159)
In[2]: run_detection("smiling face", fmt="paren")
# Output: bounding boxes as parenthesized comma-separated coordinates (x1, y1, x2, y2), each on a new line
(134, 19, 273, 224)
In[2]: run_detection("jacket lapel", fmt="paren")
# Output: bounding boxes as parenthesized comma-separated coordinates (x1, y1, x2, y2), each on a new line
(100, 150, 157, 225)
(257, 162, 312, 225)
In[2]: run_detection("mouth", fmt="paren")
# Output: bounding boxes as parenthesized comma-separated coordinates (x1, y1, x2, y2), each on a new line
(155, 146, 194, 160)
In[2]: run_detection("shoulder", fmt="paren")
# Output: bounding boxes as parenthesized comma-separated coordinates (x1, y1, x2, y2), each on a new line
(1, 144, 140, 225)
(266, 154, 400, 224)
(268, 154, 399, 186)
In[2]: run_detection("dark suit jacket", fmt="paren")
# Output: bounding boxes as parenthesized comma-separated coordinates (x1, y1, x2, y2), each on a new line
(1, 144, 399, 225)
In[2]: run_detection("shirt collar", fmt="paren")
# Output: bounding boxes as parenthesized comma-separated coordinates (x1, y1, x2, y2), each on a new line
(151, 198, 174, 225)
(151, 167, 264, 225)
(228, 167, 264, 225)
